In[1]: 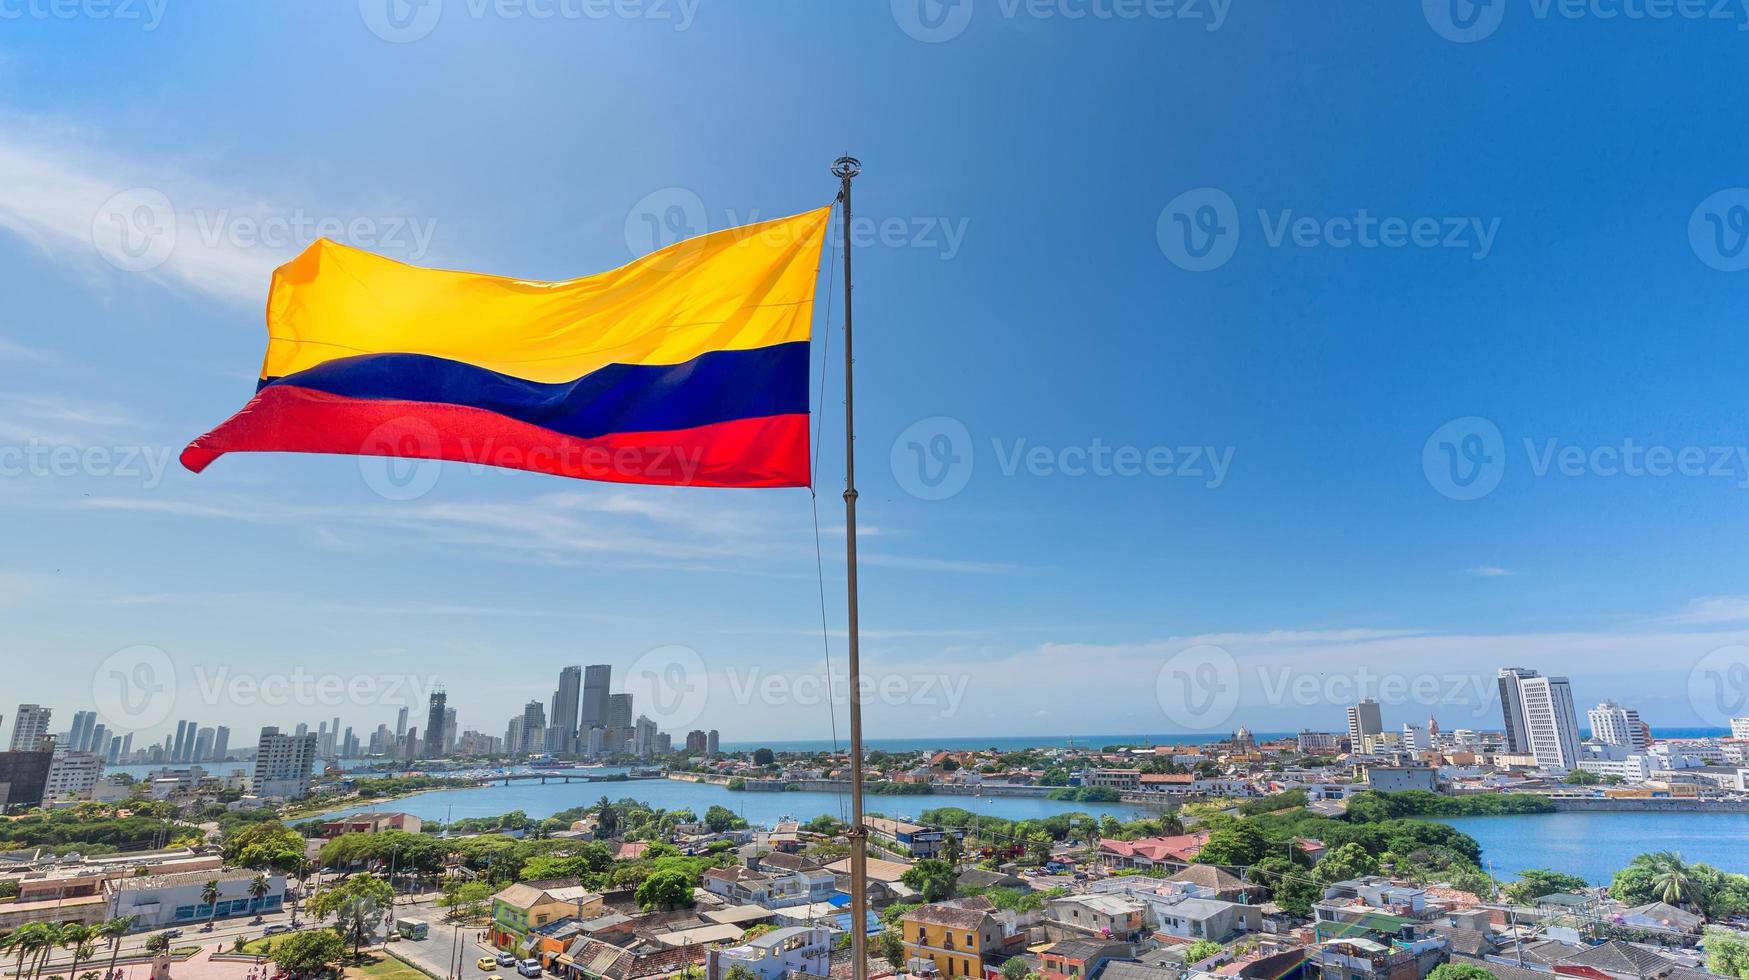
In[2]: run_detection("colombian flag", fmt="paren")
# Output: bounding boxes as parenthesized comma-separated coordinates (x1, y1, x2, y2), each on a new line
(181, 206, 832, 488)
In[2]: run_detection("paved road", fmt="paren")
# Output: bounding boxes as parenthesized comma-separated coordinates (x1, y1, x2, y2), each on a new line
(390, 917, 503, 980)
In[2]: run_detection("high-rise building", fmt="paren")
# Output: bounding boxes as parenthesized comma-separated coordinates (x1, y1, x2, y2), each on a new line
(442, 708, 457, 756)
(0, 749, 53, 810)
(424, 689, 449, 759)
(1497, 667, 1540, 754)
(706, 730, 719, 755)
(1588, 700, 1649, 751)
(395, 706, 409, 739)
(43, 752, 105, 801)
(213, 726, 230, 762)
(519, 701, 547, 754)
(552, 666, 582, 754)
(606, 693, 633, 730)
(632, 715, 658, 757)
(1517, 674, 1582, 771)
(9, 705, 52, 751)
(581, 665, 612, 731)
(68, 711, 97, 753)
(685, 730, 708, 753)
(253, 727, 319, 799)
(193, 727, 215, 763)
(1345, 699, 1382, 748)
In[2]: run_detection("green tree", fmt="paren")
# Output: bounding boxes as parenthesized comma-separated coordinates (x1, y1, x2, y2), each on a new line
(248, 875, 271, 916)
(1427, 964, 1496, 980)
(271, 930, 347, 978)
(1503, 869, 1588, 904)
(306, 873, 394, 955)
(878, 925, 907, 969)
(999, 957, 1034, 980)
(200, 880, 222, 931)
(1314, 843, 1379, 884)
(97, 918, 132, 980)
(704, 806, 744, 833)
(593, 797, 621, 840)
(1183, 940, 1223, 964)
(1707, 928, 1749, 979)
(752, 748, 776, 766)
(1254, 858, 1318, 918)
(58, 925, 95, 980)
(941, 832, 964, 868)
(635, 868, 694, 911)
(1196, 824, 1269, 867)
(900, 859, 957, 903)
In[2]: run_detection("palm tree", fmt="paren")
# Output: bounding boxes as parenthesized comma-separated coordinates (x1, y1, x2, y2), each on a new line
(200, 880, 221, 932)
(14, 922, 57, 980)
(248, 875, 270, 922)
(98, 918, 133, 980)
(58, 924, 95, 980)
(1646, 851, 1701, 908)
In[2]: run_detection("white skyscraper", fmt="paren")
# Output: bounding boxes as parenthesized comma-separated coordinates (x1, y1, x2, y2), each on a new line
(1588, 700, 1649, 750)
(1497, 667, 1540, 754)
(1346, 698, 1383, 747)
(1517, 674, 1582, 771)
(9, 704, 52, 751)
(253, 727, 319, 799)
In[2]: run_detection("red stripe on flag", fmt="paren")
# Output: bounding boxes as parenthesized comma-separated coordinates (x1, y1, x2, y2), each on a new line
(180, 384, 810, 488)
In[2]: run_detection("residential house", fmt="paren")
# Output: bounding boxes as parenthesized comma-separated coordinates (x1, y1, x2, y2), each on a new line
(1145, 895, 1261, 944)
(1166, 865, 1253, 902)
(1097, 833, 1209, 874)
(318, 811, 422, 838)
(701, 865, 832, 908)
(1037, 940, 1132, 980)
(705, 926, 832, 980)
(490, 878, 605, 951)
(902, 899, 1007, 978)
(1049, 894, 1147, 941)
(867, 816, 963, 860)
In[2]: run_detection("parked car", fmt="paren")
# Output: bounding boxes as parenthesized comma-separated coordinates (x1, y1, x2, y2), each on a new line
(517, 960, 543, 978)
(478, 958, 499, 971)
(264, 925, 292, 936)
(496, 954, 518, 967)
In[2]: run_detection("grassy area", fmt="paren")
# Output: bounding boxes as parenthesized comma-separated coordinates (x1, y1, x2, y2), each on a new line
(348, 954, 435, 980)
(237, 928, 337, 955)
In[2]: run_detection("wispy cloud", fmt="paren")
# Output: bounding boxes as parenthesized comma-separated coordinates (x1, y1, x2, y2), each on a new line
(1462, 564, 1516, 577)
(1661, 595, 1749, 625)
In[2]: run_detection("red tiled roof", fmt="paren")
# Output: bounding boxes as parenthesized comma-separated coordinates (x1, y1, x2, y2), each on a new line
(1099, 832, 1209, 862)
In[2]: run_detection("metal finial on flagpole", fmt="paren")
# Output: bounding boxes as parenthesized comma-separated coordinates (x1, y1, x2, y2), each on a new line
(833, 153, 868, 980)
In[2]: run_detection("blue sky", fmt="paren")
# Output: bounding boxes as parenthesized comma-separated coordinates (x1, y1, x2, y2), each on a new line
(4, 0, 1749, 749)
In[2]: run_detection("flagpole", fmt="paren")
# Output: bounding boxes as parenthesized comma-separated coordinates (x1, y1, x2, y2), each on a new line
(831, 153, 868, 980)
